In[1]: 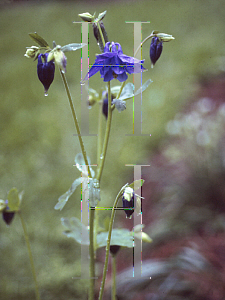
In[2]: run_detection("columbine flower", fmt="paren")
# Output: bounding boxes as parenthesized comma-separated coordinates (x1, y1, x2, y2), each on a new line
(37, 53, 55, 96)
(84, 42, 145, 82)
(150, 36, 163, 68)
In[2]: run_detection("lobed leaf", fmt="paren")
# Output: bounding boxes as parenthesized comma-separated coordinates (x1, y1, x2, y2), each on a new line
(61, 217, 89, 245)
(54, 177, 83, 210)
(97, 228, 134, 248)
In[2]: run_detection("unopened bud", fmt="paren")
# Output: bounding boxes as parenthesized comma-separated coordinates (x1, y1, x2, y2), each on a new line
(24, 46, 40, 59)
(155, 32, 175, 42)
(78, 12, 95, 22)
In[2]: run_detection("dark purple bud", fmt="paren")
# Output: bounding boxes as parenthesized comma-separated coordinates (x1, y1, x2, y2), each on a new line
(110, 245, 121, 256)
(150, 37, 163, 67)
(102, 98, 108, 118)
(100, 22, 109, 43)
(3, 211, 15, 225)
(92, 22, 108, 53)
(92, 23, 99, 43)
(122, 188, 136, 218)
(102, 93, 113, 119)
(37, 53, 55, 96)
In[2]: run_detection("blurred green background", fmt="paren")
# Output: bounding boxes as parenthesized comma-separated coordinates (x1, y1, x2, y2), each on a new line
(0, 0, 225, 299)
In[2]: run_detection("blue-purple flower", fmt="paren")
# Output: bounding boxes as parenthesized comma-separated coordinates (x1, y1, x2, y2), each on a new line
(37, 53, 55, 95)
(150, 37, 163, 67)
(84, 42, 145, 82)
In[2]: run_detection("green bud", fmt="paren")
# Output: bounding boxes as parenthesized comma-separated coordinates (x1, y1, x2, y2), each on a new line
(78, 12, 95, 22)
(24, 46, 40, 59)
(152, 31, 175, 42)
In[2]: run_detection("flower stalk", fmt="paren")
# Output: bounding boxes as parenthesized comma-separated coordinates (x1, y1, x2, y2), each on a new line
(18, 211, 40, 300)
(98, 183, 128, 300)
(96, 81, 112, 182)
(60, 70, 91, 176)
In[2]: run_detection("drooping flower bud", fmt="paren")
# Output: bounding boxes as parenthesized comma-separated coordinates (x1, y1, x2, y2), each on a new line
(102, 93, 113, 119)
(150, 37, 163, 68)
(92, 21, 109, 53)
(122, 187, 136, 219)
(2, 211, 15, 225)
(37, 53, 55, 96)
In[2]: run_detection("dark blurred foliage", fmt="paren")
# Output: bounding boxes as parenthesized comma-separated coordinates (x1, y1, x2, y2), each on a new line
(104, 74, 225, 300)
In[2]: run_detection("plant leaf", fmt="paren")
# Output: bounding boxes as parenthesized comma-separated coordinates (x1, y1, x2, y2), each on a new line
(118, 79, 153, 101)
(29, 32, 49, 48)
(75, 153, 95, 177)
(118, 83, 134, 100)
(97, 228, 134, 248)
(134, 79, 153, 96)
(54, 177, 83, 210)
(61, 43, 87, 52)
(61, 217, 89, 245)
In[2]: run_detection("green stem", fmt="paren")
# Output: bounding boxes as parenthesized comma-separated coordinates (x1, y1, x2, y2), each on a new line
(89, 208, 95, 300)
(18, 211, 40, 300)
(96, 82, 112, 183)
(98, 183, 128, 300)
(134, 33, 153, 58)
(60, 70, 91, 177)
(97, 22, 106, 49)
(97, 103, 103, 167)
(60, 70, 95, 299)
(111, 255, 117, 300)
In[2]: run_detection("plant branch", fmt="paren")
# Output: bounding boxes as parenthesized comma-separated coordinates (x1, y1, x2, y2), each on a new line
(60, 70, 92, 177)
(96, 82, 112, 183)
(98, 183, 128, 300)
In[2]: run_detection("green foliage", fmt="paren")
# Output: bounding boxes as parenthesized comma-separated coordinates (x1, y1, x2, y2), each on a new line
(29, 32, 49, 48)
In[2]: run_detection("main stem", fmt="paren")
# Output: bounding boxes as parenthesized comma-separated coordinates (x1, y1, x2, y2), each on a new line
(98, 183, 128, 300)
(19, 211, 40, 300)
(60, 70, 91, 176)
(96, 82, 112, 182)
(60, 70, 95, 299)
